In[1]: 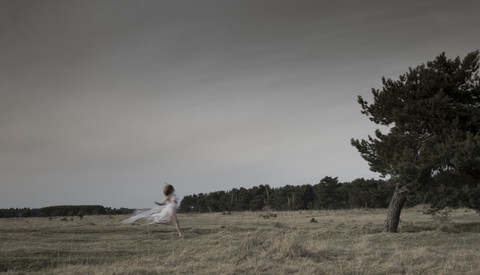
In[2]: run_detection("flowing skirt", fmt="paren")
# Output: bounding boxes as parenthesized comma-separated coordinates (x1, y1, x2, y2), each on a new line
(122, 204, 176, 225)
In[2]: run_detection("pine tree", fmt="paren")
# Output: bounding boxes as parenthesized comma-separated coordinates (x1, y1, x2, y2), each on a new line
(352, 51, 480, 232)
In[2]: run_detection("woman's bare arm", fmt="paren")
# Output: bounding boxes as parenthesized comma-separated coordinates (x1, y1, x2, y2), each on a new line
(154, 197, 168, 206)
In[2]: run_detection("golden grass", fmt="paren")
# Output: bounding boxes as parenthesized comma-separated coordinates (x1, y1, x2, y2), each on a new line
(1, 207, 479, 274)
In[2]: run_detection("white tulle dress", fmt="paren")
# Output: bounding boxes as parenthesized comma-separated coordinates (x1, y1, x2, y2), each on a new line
(122, 194, 179, 225)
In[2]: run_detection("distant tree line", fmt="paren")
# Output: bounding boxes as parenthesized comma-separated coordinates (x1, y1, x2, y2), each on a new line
(179, 177, 424, 213)
(0, 205, 134, 218)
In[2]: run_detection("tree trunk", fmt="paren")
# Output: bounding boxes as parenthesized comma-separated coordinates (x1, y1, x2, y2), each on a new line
(383, 185, 409, 233)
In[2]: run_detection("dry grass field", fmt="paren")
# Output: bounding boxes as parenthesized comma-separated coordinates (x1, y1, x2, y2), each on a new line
(1, 207, 480, 274)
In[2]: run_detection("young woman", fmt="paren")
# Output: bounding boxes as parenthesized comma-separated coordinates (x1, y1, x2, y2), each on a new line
(123, 184, 183, 237)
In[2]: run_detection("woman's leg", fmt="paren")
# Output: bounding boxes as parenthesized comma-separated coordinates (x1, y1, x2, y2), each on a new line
(173, 213, 183, 237)
(175, 220, 183, 237)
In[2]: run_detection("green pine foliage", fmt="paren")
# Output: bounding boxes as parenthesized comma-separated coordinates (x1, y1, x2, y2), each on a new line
(351, 50, 480, 211)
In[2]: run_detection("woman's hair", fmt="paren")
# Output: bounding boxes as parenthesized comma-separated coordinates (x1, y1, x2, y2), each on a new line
(163, 184, 175, 196)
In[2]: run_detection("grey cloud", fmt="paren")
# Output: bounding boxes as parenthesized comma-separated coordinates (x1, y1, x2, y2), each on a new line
(1, 0, 479, 208)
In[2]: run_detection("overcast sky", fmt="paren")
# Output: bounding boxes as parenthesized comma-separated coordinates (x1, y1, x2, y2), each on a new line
(1, 0, 479, 208)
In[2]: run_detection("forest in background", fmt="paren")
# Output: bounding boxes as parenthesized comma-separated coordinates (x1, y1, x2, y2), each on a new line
(178, 176, 423, 213)
(0, 176, 427, 218)
(0, 205, 133, 218)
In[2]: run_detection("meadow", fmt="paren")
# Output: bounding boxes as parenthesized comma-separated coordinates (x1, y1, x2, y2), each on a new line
(1, 207, 479, 274)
